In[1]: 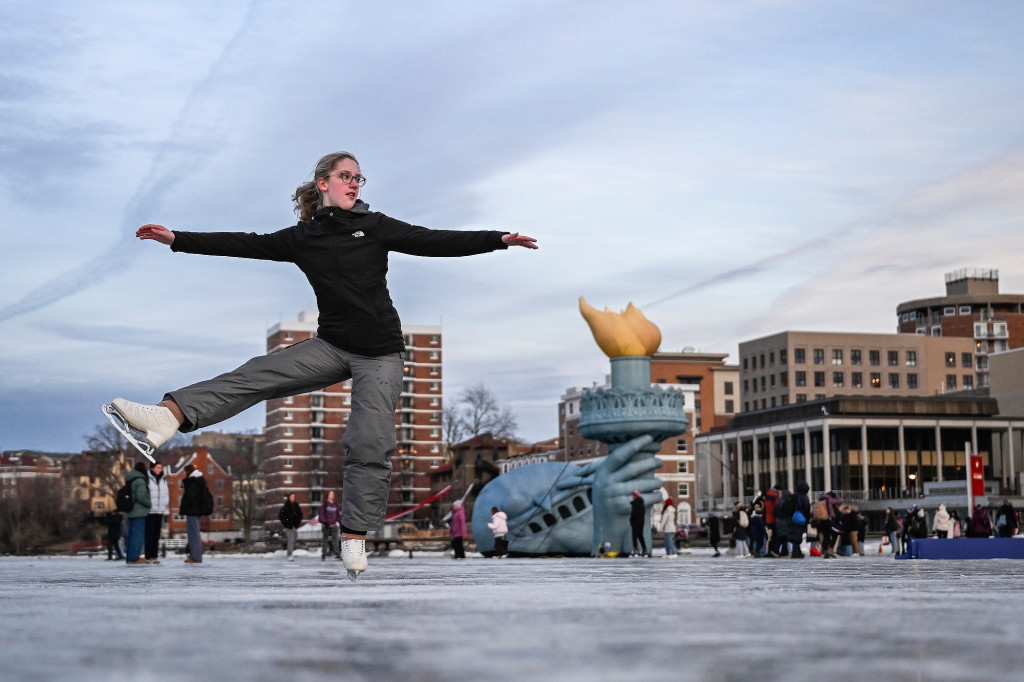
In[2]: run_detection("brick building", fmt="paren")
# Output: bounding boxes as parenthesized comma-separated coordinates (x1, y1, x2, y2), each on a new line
(896, 268, 1024, 388)
(167, 447, 234, 538)
(0, 452, 64, 499)
(262, 311, 444, 529)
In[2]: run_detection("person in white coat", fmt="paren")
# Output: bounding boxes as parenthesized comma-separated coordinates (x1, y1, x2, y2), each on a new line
(658, 498, 679, 557)
(932, 503, 951, 539)
(145, 462, 170, 563)
(488, 507, 509, 558)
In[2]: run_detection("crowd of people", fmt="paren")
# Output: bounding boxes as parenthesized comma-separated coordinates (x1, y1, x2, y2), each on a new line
(713, 484, 1020, 559)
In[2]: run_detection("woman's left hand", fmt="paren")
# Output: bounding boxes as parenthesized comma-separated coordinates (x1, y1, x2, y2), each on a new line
(502, 232, 538, 249)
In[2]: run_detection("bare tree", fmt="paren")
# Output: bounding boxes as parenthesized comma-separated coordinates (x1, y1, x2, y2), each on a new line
(450, 384, 519, 441)
(0, 477, 76, 554)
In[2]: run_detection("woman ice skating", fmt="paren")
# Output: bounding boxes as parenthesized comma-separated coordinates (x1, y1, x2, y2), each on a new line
(101, 151, 538, 579)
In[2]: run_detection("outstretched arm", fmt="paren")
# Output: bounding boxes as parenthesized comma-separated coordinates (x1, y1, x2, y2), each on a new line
(137, 224, 175, 245)
(501, 232, 538, 249)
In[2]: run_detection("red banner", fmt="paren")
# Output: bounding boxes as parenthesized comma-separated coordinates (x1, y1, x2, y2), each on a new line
(969, 455, 985, 497)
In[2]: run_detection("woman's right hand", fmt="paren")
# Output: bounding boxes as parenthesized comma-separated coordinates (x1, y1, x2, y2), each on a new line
(136, 224, 175, 245)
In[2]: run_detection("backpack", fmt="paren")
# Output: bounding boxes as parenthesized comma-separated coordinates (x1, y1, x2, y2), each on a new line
(738, 510, 749, 528)
(115, 480, 136, 512)
(811, 500, 828, 520)
(201, 485, 215, 516)
(775, 491, 796, 519)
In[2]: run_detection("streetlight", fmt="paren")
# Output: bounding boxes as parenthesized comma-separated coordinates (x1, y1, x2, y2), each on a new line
(908, 473, 918, 498)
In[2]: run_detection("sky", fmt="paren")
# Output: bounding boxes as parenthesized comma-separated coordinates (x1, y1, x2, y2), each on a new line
(2, 1, 1024, 453)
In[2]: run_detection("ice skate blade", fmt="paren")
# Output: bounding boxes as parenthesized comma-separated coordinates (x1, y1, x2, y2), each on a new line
(101, 403, 157, 463)
(346, 570, 361, 582)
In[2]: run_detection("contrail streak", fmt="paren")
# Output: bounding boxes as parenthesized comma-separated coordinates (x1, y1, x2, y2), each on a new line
(0, 1, 259, 325)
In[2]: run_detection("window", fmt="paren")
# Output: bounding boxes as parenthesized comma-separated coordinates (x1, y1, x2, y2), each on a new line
(724, 381, 734, 395)
(283, 442, 293, 453)
(931, 327, 942, 337)
(780, 372, 788, 387)
(676, 439, 688, 454)
(760, 376, 766, 391)
(770, 397, 777, 407)
(725, 400, 734, 413)
(796, 394, 807, 403)
(430, 334, 439, 344)
(905, 350, 917, 366)
(814, 371, 825, 387)
(284, 332, 293, 341)
(907, 373, 918, 389)
(901, 313, 909, 322)
(679, 461, 690, 474)
(284, 396, 294, 405)
(850, 349, 862, 365)
(869, 350, 880, 366)
(959, 305, 971, 315)
(743, 357, 749, 370)
(780, 349, 788, 364)
(284, 410, 293, 421)
(943, 306, 956, 316)
(794, 348, 806, 364)
(851, 372, 863, 388)
(832, 371, 844, 387)
(946, 375, 957, 391)
(795, 371, 806, 387)
(963, 375, 974, 389)
(760, 354, 766, 369)
(909, 311, 917, 320)
(770, 374, 776, 388)
(283, 475, 293, 484)
(870, 373, 881, 388)
(945, 352, 956, 368)
(887, 350, 899, 366)
(284, 458, 293, 467)
(677, 483, 690, 498)
(769, 351, 775, 367)
(832, 349, 843, 365)
(781, 395, 789, 406)
(889, 373, 900, 389)
(743, 379, 750, 393)
(962, 353, 973, 368)
(813, 348, 825, 365)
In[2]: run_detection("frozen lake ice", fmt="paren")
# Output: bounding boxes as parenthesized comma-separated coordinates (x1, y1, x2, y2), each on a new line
(1, 548, 1022, 681)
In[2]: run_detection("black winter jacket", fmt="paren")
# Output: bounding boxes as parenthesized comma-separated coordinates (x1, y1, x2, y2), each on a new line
(171, 204, 509, 356)
(279, 501, 304, 530)
(179, 474, 208, 517)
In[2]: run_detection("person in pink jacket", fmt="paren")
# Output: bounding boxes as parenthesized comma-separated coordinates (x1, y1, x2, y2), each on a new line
(449, 500, 467, 559)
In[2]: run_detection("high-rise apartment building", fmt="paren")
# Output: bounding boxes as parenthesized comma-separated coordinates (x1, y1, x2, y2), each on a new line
(263, 311, 444, 527)
(896, 268, 1024, 388)
(739, 331, 976, 412)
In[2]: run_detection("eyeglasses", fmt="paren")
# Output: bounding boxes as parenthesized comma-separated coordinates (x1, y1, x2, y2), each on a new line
(330, 171, 366, 187)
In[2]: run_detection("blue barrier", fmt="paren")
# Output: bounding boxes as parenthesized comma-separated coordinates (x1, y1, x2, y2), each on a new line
(895, 537, 1024, 560)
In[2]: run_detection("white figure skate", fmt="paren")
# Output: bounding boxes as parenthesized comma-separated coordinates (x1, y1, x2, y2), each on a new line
(341, 538, 368, 581)
(101, 398, 179, 464)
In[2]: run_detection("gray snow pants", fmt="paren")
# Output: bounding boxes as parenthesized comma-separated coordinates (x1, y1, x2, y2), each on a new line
(165, 338, 404, 532)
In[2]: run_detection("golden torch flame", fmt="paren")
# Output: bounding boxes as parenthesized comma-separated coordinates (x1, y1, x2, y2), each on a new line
(579, 296, 662, 358)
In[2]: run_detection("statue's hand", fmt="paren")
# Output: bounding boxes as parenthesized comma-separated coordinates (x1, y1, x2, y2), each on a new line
(589, 434, 662, 554)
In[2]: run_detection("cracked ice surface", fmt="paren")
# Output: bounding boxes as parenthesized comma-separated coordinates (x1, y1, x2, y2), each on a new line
(1, 551, 1022, 681)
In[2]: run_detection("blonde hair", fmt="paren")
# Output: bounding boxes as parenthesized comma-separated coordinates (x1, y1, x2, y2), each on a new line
(291, 151, 359, 222)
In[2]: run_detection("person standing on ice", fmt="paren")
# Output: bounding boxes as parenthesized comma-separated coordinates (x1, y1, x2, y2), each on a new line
(449, 499, 467, 560)
(101, 151, 538, 580)
(488, 506, 509, 558)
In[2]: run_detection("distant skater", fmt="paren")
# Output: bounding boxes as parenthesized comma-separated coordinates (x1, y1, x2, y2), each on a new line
(101, 151, 537, 579)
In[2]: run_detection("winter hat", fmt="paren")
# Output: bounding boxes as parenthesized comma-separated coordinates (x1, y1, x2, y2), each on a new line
(632, 490, 640, 498)
(184, 464, 195, 475)
(664, 498, 673, 507)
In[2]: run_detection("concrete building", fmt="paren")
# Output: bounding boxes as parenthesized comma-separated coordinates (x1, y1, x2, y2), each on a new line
(989, 348, 1024, 419)
(694, 395, 1024, 523)
(896, 268, 1024, 387)
(262, 311, 444, 528)
(558, 350, 739, 525)
(739, 330, 977, 412)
